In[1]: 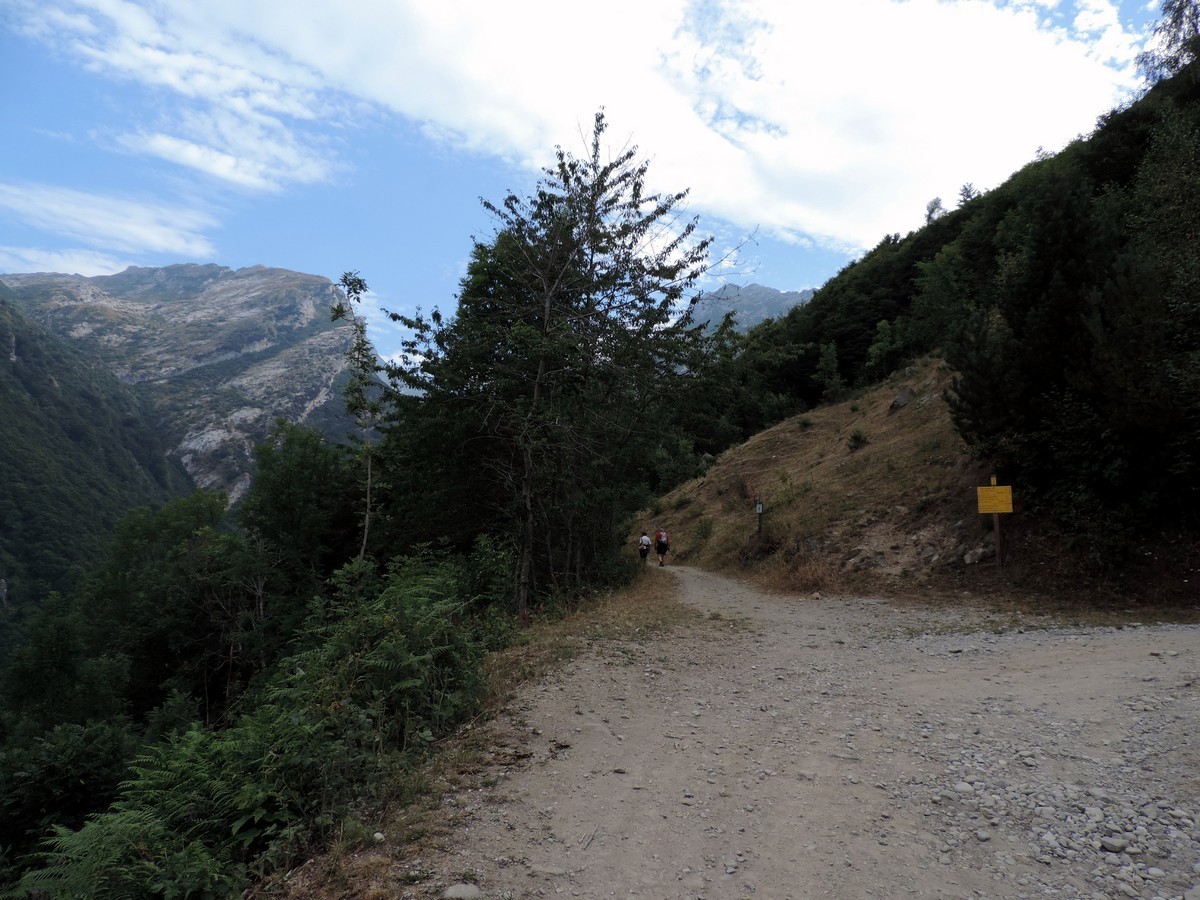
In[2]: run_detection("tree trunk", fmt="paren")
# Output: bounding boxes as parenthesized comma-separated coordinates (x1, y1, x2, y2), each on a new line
(358, 446, 372, 561)
(516, 442, 534, 626)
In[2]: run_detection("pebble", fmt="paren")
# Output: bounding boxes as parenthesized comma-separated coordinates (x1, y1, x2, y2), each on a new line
(420, 600, 1200, 899)
(865, 623, 1200, 898)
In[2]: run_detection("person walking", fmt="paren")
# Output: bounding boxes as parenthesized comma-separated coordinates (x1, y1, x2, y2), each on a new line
(654, 527, 670, 566)
(638, 532, 652, 564)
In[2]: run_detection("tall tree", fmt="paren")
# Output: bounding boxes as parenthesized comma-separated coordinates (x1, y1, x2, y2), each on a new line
(395, 112, 712, 621)
(1137, 0, 1200, 82)
(331, 272, 387, 561)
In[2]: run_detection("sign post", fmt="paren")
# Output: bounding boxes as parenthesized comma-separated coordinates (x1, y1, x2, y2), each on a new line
(976, 476, 1013, 567)
(755, 500, 764, 535)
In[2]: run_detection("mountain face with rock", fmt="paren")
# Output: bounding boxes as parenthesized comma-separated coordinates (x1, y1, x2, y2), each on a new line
(1, 264, 358, 504)
(692, 283, 815, 332)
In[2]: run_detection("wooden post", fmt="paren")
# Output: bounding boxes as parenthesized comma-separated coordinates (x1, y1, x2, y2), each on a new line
(991, 475, 1002, 568)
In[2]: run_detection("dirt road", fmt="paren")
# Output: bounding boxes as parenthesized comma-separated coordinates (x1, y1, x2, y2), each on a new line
(392, 567, 1200, 899)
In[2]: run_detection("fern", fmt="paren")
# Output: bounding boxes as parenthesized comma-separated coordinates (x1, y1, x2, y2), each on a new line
(12, 548, 491, 895)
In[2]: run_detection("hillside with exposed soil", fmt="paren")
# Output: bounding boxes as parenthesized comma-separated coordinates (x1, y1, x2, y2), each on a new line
(638, 357, 1197, 608)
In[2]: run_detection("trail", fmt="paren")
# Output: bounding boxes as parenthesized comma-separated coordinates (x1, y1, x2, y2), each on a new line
(345, 567, 1200, 899)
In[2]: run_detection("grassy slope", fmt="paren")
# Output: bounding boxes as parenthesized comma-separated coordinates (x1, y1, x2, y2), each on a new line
(636, 357, 1199, 611)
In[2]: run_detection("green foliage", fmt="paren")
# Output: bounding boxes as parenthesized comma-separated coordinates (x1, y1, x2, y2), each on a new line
(815, 341, 848, 402)
(670, 316, 806, 457)
(701, 54, 1200, 549)
(386, 111, 714, 619)
(239, 420, 360, 599)
(0, 295, 191, 606)
(67, 491, 274, 722)
(946, 66, 1200, 536)
(0, 720, 135, 873)
(13, 550, 490, 896)
(331, 272, 391, 561)
(1137, 0, 1199, 82)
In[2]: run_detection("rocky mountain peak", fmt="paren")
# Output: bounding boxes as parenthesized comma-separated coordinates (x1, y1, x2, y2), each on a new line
(1, 265, 358, 502)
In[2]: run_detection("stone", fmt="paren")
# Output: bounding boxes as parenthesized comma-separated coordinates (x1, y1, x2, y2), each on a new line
(443, 885, 485, 899)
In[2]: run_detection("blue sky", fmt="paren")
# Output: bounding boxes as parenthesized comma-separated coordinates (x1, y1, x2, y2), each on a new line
(0, 0, 1160, 356)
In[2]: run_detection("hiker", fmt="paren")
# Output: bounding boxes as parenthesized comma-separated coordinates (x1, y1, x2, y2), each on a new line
(654, 528, 670, 566)
(638, 532, 652, 564)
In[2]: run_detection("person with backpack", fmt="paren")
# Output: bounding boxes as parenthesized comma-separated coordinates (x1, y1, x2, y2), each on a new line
(638, 531, 652, 564)
(654, 528, 670, 566)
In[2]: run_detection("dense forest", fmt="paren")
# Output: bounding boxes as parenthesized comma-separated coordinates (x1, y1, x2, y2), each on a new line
(1, 14, 1197, 893)
(0, 289, 191, 610)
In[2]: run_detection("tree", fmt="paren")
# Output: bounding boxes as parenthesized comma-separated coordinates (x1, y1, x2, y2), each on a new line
(815, 341, 847, 402)
(958, 183, 980, 205)
(239, 420, 359, 598)
(924, 197, 947, 224)
(395, 111, 712, 622)
(331, 272, 388, 562)
(1137, 0, 1200, 83)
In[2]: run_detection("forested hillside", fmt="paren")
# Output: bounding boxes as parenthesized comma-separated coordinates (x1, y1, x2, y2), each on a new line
(0, 265, 360, 612)
(0, 287, 190, 611)
(720, 58, 1200, 544)
(1, 36, 1197, 896)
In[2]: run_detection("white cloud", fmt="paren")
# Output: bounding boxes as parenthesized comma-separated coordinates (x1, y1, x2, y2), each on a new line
(0, 245, 132, 276)
(7, 0, 1150, 256)
(0, 182, 218, 256)
(8, 0, 340, 190)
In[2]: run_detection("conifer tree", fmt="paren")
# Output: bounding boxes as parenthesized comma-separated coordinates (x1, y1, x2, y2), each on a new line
(395, 111, 712, 621)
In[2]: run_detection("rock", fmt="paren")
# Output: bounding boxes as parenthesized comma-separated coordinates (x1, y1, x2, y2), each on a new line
(443, 886, 485, 899)
(1101, 836, 1130, 853)
(2, 266, 355, 501)
(889, 388, 915, 412)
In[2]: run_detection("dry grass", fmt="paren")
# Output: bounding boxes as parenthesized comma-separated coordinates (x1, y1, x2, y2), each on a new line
(630, 356, 1200, 617)
(480, 570, 698, 703)
(636, 357, 984, 595)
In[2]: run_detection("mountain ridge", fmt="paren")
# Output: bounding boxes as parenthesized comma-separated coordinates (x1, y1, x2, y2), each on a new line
(692, 282, 815, 331)
(1, 264, 358, 502)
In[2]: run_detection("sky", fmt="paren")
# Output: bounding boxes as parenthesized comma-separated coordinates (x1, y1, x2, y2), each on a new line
(0, 0, 1161, 357)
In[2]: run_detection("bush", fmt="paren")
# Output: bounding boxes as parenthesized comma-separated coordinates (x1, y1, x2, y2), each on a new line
(14, 552, 490, 896)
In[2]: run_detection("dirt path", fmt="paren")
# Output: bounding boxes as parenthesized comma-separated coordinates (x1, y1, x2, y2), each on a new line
(388, 567, 1200, 899)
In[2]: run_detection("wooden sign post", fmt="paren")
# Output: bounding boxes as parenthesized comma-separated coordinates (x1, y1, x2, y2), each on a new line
(976, 476, 1013, 567)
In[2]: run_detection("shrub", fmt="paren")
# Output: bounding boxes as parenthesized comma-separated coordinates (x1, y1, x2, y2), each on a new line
(15, 552, 489, 896)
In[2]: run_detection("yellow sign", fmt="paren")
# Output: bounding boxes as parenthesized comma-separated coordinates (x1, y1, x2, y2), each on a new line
(977, 485, 1013, 514)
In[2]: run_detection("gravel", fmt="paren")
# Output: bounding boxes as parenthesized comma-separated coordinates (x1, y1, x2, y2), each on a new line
(330, 566, 1200, 899)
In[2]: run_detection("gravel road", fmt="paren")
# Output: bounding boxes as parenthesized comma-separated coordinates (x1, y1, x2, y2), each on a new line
(396, 566, 1200, 899)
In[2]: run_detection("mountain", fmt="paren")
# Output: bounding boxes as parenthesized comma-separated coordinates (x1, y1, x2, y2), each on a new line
(1, 264, 358, 504)
(692, 283, 815, 332)
(0, 286, 191, 604)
